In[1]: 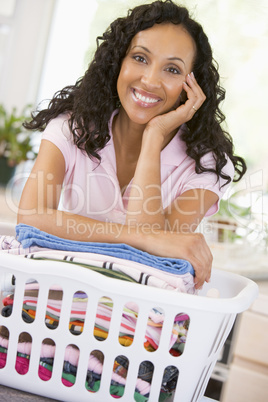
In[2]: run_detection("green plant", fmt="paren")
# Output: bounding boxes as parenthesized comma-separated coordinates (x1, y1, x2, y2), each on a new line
(210, 194, 252, 243)
(0, 103, 36, 166)
(215, 197, 251, 220)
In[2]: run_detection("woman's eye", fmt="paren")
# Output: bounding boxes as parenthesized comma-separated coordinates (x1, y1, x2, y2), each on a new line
(133, 55, 146, 63)
(166, 67, 181, 75)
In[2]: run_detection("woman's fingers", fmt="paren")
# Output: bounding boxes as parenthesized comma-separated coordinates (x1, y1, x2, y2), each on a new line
(192, 257, 212, 289)
(176, 232, 212, 289)
(146, 73, 206, 137)
(186, 233, 212, 289)
(182, 72, 206, 118)
(150, 231, 212, 290)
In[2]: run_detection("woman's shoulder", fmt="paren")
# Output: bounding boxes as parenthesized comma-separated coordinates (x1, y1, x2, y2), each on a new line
(44, 113, 73, 142)
(41, 113, 77, 173)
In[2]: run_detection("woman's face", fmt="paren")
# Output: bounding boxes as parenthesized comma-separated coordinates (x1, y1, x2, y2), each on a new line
(117, 23, 196, 125)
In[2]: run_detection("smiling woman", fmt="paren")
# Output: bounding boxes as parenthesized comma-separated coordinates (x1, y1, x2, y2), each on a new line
(17, 0, 247, 289)
(116, 23, 197, 126)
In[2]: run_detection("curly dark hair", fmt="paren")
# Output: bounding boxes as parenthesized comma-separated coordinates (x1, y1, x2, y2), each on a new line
(24, 0, 246, 184)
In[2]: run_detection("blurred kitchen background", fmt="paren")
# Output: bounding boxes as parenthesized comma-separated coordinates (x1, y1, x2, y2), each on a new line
(0, 1, 268, 401)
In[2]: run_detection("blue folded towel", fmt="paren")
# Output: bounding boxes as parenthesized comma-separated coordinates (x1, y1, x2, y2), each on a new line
(16, 224, 194, 276)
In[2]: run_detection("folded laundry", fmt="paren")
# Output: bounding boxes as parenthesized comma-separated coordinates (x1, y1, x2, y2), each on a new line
(0, 235, 196, 294)
(24, 252, 196, 293)
(15, 224, 194, 276)
(0, 234, 49, 255)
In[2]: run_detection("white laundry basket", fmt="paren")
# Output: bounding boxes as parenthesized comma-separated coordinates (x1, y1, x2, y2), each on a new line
(0, 246, 258, 402)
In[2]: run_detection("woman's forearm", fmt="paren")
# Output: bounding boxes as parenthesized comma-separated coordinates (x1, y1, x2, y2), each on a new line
(125, 132, 165, 228)
(17, 207, 169, 259)
(17, 208, 131, 243)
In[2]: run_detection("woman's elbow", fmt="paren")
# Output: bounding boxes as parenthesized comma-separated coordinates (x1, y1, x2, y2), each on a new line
(17, 207, 38, 226)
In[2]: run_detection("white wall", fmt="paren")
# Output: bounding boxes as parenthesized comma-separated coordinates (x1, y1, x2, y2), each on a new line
(37, 0, 97, 108)
(0, 0, 55, 111)
(0, 0, 97, 111)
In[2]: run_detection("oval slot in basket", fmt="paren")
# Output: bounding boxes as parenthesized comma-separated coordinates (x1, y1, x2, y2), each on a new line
(1, 274, 16, 319)
(0, 325, 9, 369)
(69, 290, 88, 336)
(119, 301, 139, 347)
(15, 331, 32, 375)
(61, 344, 80, 387)
(21, 278, 39, 324)
(45, 284, 63, 330)
(85, 350, 104, 393)
(93, 296, 113, 342)
(136, 360, 154, 400)
(38, 338, 55, 381)
(159, 365, 179, 400)
(169, 313, 190, 357)
(110, 355, 129, 399)
(144, 307, 165, 352)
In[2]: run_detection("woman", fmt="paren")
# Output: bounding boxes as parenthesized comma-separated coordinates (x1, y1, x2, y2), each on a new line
(18, 0, 246, 288)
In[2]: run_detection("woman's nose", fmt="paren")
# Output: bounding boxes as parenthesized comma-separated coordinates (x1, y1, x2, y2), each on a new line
(140, 65, 161, 89)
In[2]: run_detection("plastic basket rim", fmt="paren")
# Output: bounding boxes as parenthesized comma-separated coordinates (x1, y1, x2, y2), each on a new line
(0, 253, 258, 315)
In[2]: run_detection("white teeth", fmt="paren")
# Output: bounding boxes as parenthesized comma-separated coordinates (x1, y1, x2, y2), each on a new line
(134, 90, 159, 104)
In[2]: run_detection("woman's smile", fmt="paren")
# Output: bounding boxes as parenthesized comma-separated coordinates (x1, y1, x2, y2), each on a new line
(132, 88, 162, 106)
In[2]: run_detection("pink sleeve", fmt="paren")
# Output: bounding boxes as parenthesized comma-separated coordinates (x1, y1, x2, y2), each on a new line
(41, 115, 73, 173)
(180, 153, 235, 217)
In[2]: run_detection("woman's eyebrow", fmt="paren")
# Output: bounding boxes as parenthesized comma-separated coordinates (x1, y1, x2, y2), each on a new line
(131, 45, 151, 53)
(167, 56, 185, 66)
(131, 45, 185, 65)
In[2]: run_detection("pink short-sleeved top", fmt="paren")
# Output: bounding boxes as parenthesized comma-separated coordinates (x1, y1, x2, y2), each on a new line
(41, 110, 234, 224)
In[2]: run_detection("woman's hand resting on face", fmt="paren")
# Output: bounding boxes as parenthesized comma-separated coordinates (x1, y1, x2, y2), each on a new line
(144, 72, 206, 144)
